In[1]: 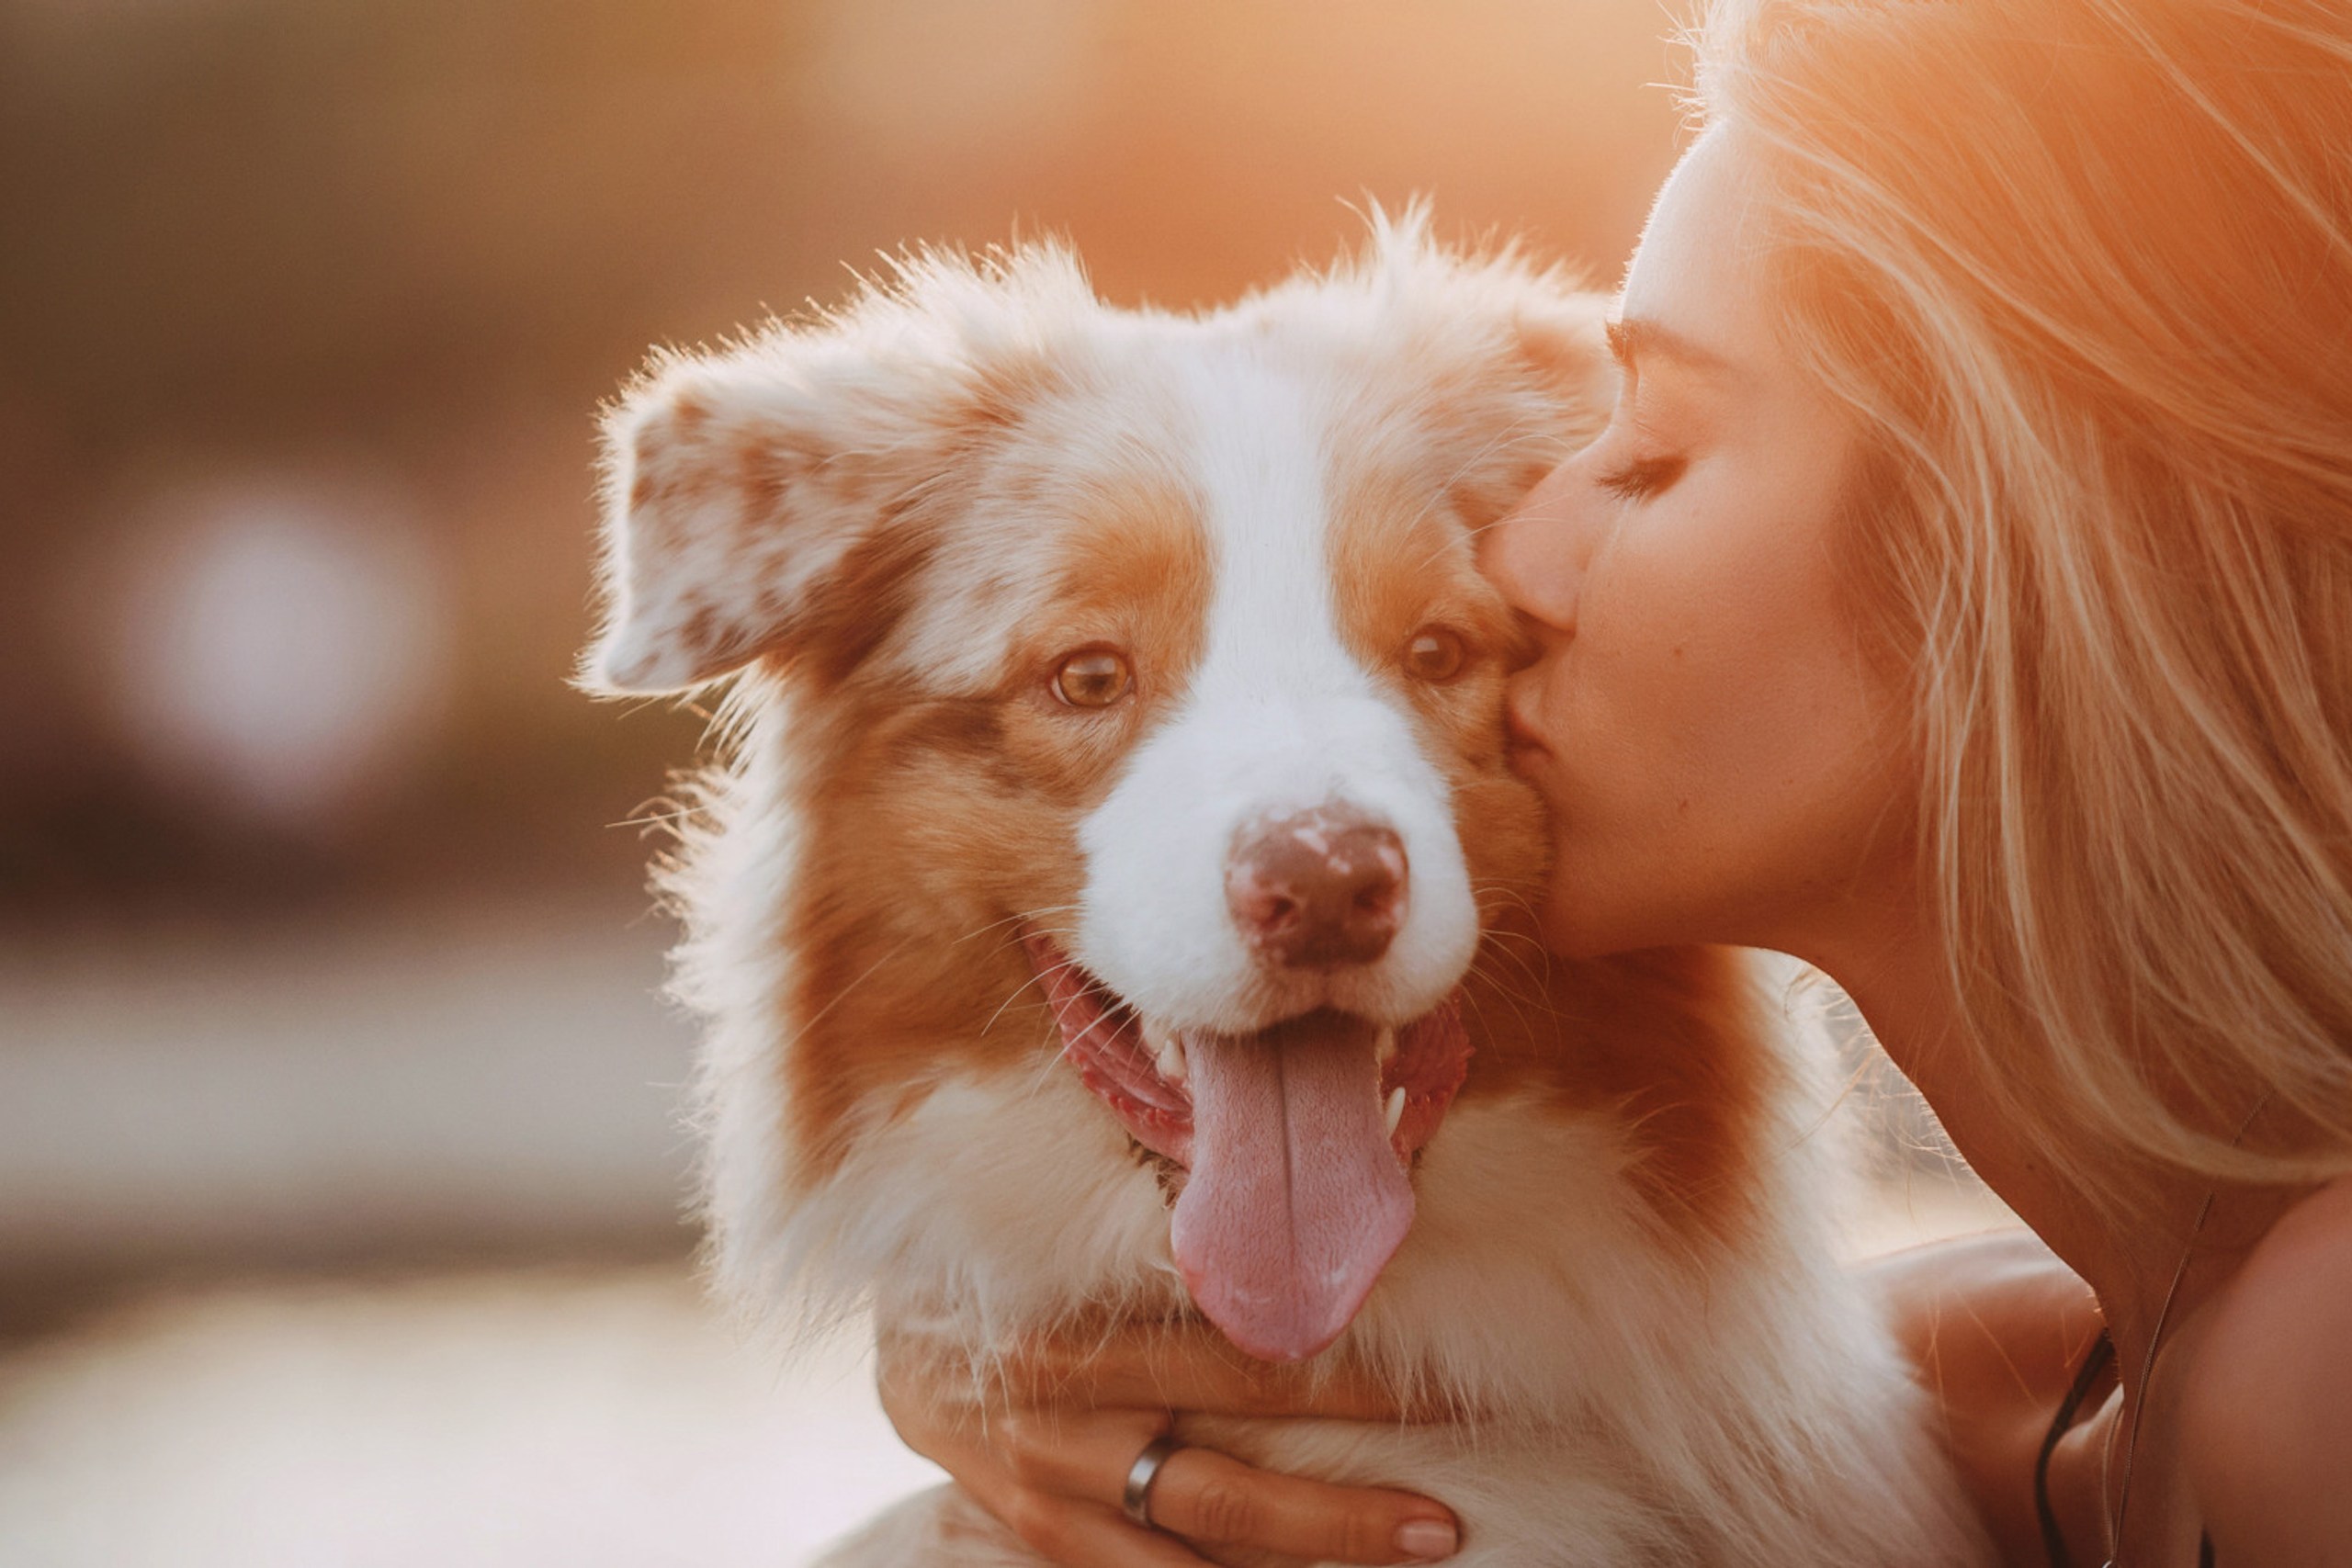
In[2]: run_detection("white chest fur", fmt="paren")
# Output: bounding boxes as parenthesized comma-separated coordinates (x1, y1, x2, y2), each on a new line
(753, 1063, 1986, 1568)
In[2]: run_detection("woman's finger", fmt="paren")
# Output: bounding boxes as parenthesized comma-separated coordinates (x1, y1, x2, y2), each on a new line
(894, 1399, 1215, 1568)
(879, 1333, 1457, 1564)
(1146, 1443, 1462, 1564)
(989, 1404, 1170, 1502)
(990, 1407, 1460, 1565)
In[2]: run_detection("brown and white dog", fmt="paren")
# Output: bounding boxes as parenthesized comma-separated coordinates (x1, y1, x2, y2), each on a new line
(582, 219, 1989, 1567)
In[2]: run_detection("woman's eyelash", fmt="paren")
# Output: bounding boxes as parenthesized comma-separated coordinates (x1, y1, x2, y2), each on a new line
(1596, 455, 1687, 501)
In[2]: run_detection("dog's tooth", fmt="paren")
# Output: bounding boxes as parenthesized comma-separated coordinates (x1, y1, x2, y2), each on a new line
(1385, 1086, 1407, 1137)
(1149, 1025, 1187, 1085)
(1375, 1026, 1397, 1067)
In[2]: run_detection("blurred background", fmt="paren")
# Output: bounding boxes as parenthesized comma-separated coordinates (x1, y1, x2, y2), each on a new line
(0, 3, 1999, 1562)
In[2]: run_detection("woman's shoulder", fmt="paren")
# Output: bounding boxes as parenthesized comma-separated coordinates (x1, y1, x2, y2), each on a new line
(2179, 1176, 2352, 1561)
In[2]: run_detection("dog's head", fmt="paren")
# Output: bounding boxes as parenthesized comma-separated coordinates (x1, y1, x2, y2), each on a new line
(586, 220, 1611, 1359)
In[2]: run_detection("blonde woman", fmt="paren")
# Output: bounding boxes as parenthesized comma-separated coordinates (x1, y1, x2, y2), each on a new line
(880, 1, 2352, 1562)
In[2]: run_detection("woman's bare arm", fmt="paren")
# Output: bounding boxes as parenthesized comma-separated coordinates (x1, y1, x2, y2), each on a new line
(876, 1323, 1463, 1567)
(1865, 1228, 2106, 1568)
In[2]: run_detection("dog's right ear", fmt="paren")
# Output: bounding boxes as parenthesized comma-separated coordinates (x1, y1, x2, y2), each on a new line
(582, 250, 1088, 695)
(581, 343, 974, 694)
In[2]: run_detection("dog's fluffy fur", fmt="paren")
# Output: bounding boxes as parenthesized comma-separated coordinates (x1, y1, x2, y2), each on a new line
(582, 218, 1990, 1567)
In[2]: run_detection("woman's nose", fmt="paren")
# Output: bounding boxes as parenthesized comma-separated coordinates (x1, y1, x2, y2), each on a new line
(1480, 458, 1588, 643)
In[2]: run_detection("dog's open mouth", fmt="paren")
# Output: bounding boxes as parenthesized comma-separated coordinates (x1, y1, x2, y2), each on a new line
(1023, 932, 1469, 1362)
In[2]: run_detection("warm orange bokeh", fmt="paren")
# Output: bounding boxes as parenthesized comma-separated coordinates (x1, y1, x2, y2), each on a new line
(0, 0, 1684, 913)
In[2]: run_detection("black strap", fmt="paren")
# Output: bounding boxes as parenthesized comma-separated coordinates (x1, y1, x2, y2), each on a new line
(2035, 1329, 2219, 1567)
(2037, 1329, 2117, 1568)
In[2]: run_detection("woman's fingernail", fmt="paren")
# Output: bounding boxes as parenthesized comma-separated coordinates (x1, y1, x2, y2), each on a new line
(1395, 1518, 1459, 1560)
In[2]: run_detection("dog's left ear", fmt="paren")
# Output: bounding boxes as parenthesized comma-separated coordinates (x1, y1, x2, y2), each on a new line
(1508, 291, 1617, 433)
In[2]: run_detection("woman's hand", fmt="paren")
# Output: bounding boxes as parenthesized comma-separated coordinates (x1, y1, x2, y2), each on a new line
(876, 1323, 1464, 1567)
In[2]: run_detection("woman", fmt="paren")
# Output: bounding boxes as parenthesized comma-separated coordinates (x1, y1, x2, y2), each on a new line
(880, 1, 2352, 1562)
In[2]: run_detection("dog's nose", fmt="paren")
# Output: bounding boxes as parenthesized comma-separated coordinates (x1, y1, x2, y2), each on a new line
(1226, 808, 1408, 970)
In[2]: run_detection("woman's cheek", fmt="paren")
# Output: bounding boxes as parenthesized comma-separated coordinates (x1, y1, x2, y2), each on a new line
(1538, 561, 1681, 863)
(1537, 507, 1775, 949)
(1570, 526, 1708, 783)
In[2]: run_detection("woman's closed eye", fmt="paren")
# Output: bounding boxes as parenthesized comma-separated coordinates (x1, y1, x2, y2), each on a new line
(1595, 453, 1688, 502)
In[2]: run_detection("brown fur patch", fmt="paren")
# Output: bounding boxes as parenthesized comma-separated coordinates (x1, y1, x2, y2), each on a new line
(1452, 935, 1779, 1247)
(772, 472, 1215, 1181)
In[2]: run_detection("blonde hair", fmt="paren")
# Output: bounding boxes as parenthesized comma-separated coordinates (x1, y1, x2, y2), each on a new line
(1693, 0, 2352, 1201)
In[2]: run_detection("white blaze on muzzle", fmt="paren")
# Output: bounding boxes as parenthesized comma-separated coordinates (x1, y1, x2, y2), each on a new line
(1058, 347, 1483, 1360)
(1073, 347, 1476, 1032)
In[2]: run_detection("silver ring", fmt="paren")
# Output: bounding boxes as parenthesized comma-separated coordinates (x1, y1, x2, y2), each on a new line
(1121, 1434, 1183, 1529)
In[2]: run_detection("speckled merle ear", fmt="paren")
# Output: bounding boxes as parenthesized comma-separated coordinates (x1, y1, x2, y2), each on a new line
(581, 248, 1087, 694)
(581, 346, 972, 694)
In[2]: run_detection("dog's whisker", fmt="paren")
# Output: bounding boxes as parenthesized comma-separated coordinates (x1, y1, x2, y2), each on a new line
(1475, 934, 1555, 999)
(951, 910, 1051, 950)
(1463, 960, 1550, 1043)
(1465, 958, 1546, 1020)
(986, 955, 1091, 1040)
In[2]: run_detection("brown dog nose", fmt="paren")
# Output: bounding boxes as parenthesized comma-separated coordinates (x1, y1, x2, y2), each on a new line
(1226, 807, 1408, 970)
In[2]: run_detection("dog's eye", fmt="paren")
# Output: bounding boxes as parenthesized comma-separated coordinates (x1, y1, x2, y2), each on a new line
(1052, 648, 1133, 708)
(1402, 627, 1468, 684)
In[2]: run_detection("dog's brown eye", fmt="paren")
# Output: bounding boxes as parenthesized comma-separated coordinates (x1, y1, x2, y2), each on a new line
(1403, 627, 1467, 684)
(1053, 648, 1133, 708)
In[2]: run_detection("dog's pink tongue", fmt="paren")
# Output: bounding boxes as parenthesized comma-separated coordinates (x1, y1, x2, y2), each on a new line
(1169, 1011, 1413, 1363)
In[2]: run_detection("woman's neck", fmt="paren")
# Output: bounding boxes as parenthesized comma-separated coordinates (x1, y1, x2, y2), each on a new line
(1811, 915, 2299, 1382)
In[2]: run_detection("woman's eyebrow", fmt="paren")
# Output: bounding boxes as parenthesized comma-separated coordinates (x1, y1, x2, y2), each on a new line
(1604, 316, 1734, 378)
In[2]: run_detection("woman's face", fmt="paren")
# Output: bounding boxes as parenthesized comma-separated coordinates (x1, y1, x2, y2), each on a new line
(1487, 125, 1915, 961)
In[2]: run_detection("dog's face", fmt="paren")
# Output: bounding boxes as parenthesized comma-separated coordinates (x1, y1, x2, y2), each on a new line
(587, 228, 1611, 1359)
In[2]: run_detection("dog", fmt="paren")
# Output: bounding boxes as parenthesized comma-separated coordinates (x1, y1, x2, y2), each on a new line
(582, 217, 1990, 1567)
